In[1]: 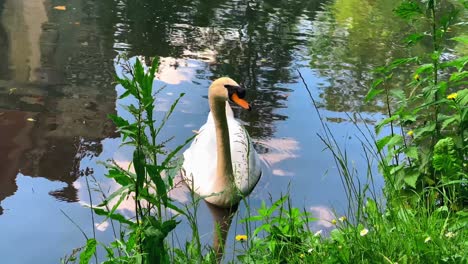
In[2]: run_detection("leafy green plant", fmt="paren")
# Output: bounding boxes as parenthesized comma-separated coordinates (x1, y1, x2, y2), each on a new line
(238, 195, 317, 263)
(365, 0, 467, 209)
(70, 57, 195, 264)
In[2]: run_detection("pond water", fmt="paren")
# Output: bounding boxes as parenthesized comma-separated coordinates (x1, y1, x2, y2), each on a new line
(0, 0, 439, 262)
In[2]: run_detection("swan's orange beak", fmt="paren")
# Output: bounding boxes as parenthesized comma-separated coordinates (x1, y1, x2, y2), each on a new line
(231, 93, 251, 111)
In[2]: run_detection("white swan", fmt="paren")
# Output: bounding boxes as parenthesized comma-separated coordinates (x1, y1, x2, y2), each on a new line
(182, 77, 262, 208)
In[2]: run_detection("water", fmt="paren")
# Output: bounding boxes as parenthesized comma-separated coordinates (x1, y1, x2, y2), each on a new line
(0, 0, 436, 262)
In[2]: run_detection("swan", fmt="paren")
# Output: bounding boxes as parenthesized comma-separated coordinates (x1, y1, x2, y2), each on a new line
(182, 77, 262, 208)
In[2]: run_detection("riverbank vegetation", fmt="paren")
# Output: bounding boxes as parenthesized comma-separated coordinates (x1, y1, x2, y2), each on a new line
(65, 0, 467, 263)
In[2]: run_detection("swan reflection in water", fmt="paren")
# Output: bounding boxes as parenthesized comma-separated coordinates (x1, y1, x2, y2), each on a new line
(205, 201, 239, 261)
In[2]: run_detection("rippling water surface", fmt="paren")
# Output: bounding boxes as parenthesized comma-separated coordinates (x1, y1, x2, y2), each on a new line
(0, 0, 448, 262)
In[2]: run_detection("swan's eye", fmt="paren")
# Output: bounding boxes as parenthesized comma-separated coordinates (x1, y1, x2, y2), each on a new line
(224, 84, 246, 99)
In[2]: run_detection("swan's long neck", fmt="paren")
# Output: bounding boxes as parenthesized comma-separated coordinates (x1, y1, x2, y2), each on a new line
(210, 98, 234, 187)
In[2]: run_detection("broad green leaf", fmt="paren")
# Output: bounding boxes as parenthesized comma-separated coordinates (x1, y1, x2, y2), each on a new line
(387, 134, 404, 150)
(404, 33, 425, 45)
(388, 57, 418, 71)
(433, 137, 462, 177)
(441, 116, 459, 130)
(97, 184, 130, 207)
(431, 51, 441, 61)
(390, 164, 404, 175)
(106, 167, 133, 186)
(415, 64, 434, 75)
(451, 35, 468, 44)
(133, 149, 146, 192)
(449, 71, 468, 82)
(365, 79, 384, 102)
(375, 115, 398, 135)
(403, 170, 420, 188)
(161, 219, 179, 235)
(404, 146, 419, 160)
(414, 123, 436, 138)
(394, 1, 423, 20)
(119, 89, 132, 99)
(458, 88, 468, 106)
(92, 207, 134, 226)
(437, 81, 448, 95)
(108, 114, 130, 128)
(146, 164, 168, 206)
(376, 135, 393, 152)
(365, 198, 379, 217)
(80, 239, 97, 264)
(390, 89, 406, 102)
(440, 56, 468, 72)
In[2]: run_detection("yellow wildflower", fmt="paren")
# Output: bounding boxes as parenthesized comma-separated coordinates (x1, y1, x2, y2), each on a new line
(407, 130, 414, 137)
(445, 232, 455, 238)
(413, 74, 420, 81)
(360, 228, 369, 236)
(331, 219, 337, 225)
(447, 93, 458, 100)
(339, 216, 347, 222)
(424, 236, 431, 243)
(299, 253, 305, 259)
(235, 235, 247, 242)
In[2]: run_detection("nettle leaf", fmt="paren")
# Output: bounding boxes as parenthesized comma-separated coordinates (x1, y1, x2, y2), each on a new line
(388, 57, 418, 71)
(437, 81, 448, 95)
(394, 1, 423, 20)
(80, 239, 97, 264)
(458, 88, 468, 105)
(415, 64, 434, 75)
(106, 167, 133, 186)
(387, 134, 404, 150)
(404, 33, 425, 45)
(449, 71, 468, 82)
(376, 134, 403, 152)
(92, 207, 134, 226)
(108, 114, 130, 128)
(376, 135, 392, 152)
(431, 51, 441, 61)
(441, 116, 459, 130)
(404, 146, 419, 160)
(366, 79, 384, 102)
(404, 170, 420, 188)
(451, 35, 468, 44)
(146, 164, 168, 206)
(414, 123, 436, 138)
(376, 115, 398, 135)
(433, 137, 462, 177)
(440, 56, 468, 72)
(390, 89, 407, 104)
(97, 184, 130, 207)
(133, 149, 146, 191)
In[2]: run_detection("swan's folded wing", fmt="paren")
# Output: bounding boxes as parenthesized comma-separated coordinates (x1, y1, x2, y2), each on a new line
(182, 122, 217, 196)
(228, 119, 262, 195)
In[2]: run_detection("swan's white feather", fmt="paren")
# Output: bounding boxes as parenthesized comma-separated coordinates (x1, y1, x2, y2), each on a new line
(182, 103, 261, 199)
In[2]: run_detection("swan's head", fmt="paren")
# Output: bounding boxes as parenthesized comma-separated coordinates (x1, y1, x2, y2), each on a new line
(209, 77, 251, 111)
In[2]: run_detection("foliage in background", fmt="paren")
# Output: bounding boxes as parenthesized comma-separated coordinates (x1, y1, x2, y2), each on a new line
(238, 0, 467, 263)
(365, 0, 467, 209)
